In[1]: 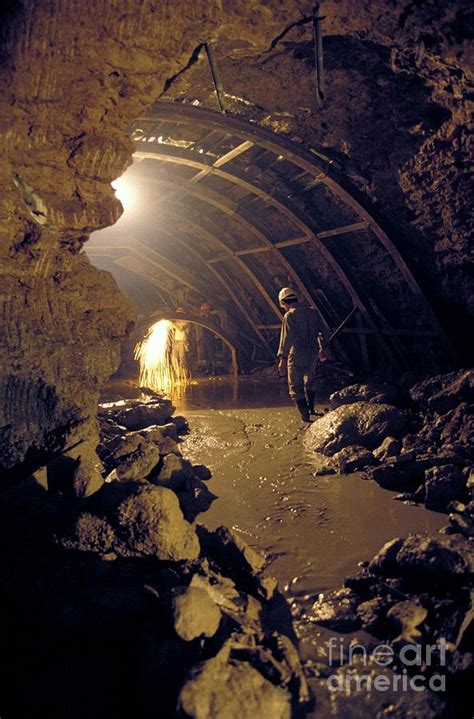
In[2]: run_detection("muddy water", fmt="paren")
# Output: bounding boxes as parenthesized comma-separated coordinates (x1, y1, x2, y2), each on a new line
(103, 376, 445, 596)
(102, 376, 448, 716)
(174, 378, 445, 601)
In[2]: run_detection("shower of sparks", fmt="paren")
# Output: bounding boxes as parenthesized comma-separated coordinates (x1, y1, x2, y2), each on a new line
(134, 320, 189, 397)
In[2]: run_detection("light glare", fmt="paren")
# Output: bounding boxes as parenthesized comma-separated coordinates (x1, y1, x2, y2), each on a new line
(112, 175, 137, 212)
(135, 320, 189, 396)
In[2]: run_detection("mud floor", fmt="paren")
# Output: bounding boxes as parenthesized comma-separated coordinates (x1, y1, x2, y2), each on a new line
(105, 376, 445, 596)
(175, 379, 445, 594)
(101, 376, 450, 717)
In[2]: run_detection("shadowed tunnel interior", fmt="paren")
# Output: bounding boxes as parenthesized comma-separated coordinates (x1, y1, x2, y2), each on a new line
(88, 102, 458, 375)
(0, 2, 473, 719)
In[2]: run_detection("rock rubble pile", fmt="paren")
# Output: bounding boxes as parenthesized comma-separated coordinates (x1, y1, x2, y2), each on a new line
(0, 394, 309, 718)
(303, 369, 473, 713)
(307, 369, 473, 517)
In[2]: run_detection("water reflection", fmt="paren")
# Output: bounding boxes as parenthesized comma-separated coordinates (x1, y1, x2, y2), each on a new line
(175, 376, 292, 410)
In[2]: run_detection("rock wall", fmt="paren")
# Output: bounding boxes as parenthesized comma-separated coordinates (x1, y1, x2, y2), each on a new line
(0, 0, 310, 472)
(0, 1, 471, 472)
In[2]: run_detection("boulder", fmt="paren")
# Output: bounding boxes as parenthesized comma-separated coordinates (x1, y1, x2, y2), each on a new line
(198, 525, 266, 578)
(58, 512, 115, 553)
(333, 445, 376, 473)
(114, 438, 161, 481)
(395, 532, 474, 579)
(447, 502, 474, 537)
(42, 439, 105, 498)
(356, 596, 389, 633)
(157, 422, 179, 442)
(114, 400, 174, 430)
(439, 402, 474, 460)
(197, 526, 276, 601)
(373, 436, 401, 462)
(386, 600, 428, 644)
(313, 465, 337, 476)
(172, 586, 221, 642)
(189, 573, 240, 610)
(193, 465, 212, 481)
(427, 370, 473, 414)
(424, 464, 468, 512)
(154, 453, 194, 491)
(305, 402, 407, 456)
(178, 652, 291, 719)
(71, 457, 104, 498)
(410, 370, 473, 412)
(368, 537, 405, 575)
(330, 382, 400, 408)
(157, 436, 180, 456)
(139, 425, 180, 455)
(368, 462, 422, 490)
(178, 481, 218, 523)
(113, 433, 143, 458)
(344, 570, 381, 597)
(171, 415, 189, 433)
(113, 483, 200, 562)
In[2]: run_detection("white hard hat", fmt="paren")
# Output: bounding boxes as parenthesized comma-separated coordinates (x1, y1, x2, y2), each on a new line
(278, 287, 297, 305)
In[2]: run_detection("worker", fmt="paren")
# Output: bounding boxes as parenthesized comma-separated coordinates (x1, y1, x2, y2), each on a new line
(277, 287, 331, 422)
(173, 320, 190, 376)
(199, 302, 220, 377)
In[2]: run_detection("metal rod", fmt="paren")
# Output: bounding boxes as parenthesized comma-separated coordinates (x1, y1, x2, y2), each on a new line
(205, 43, 227, 114)
(312, 3, 325, 105)
(328, 306, 358, 343)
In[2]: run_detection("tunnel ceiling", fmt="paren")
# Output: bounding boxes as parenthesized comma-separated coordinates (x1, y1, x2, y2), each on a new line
(88, 101, 454, 371)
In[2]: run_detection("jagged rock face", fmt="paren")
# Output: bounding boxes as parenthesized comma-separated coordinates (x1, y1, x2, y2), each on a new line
(0, 0, 311, 471)
(0, 1, 471, 470)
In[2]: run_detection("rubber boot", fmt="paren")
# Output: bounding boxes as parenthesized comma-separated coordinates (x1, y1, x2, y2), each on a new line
(306, 390, 316, 415)
(295, 399, 311, 423)
(306, 390, 322, 417)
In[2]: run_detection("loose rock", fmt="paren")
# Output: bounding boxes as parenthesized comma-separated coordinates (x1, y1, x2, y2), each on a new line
(114, 437, 160, 481)
(114, 482, 200, 561)
(178, 651, 291, 719)
(333, 445, 376, 473)
(172, 586, 222, 642)
(410, 369, 473, 414)
(59, 512, 115, 553)
(154, 453, 194, 491)
(305, 402, 407, 456)
(330, 381, 401, 408)
(424, 464, 468, 512)
(386, 600, 428, 643)
(114, 399, 174, 430)
(373, 436, 401, 462)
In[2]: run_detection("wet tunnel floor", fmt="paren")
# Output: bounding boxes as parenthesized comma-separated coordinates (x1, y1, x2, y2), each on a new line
(105, 376, 445, 597)
(102, 376, 449, 716)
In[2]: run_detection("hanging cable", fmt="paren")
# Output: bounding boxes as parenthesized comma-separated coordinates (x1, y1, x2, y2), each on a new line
(312, 3, 326, 106)
(205, 43, 227, 114)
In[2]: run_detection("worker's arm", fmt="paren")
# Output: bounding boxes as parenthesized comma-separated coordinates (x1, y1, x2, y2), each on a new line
(277, 313, 293, 375)
(277, 313, 293, 359)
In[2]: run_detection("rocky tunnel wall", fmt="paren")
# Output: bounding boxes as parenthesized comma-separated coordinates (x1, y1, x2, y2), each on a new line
(0, 0, 308, 472)
(0, 0, 471, 473)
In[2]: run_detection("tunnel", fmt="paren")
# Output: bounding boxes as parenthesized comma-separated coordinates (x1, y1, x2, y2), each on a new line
(0, 2, 472, 718)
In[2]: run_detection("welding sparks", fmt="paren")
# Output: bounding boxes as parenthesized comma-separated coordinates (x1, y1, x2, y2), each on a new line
(134, 320, 189, 396)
